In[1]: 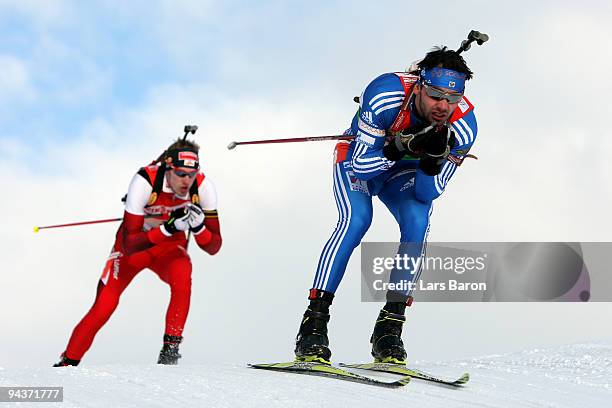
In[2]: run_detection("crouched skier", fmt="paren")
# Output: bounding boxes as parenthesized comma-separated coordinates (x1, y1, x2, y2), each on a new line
(54, 138, 222, 366)
(295, 46, 478, 365)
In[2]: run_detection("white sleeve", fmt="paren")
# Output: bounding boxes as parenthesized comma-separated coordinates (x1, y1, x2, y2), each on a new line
(125, 173, 153, 215)
(198, 177, 218, 211)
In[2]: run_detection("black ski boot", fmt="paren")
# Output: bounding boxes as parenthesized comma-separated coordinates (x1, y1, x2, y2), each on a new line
(157, 334, 182, 365)
(53, 352, 80, 367)
(294, 289, 334, 365)
(370, 302, 407, 365)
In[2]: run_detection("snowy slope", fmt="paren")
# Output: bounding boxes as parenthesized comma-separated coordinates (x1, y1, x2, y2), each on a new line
(1, 342, 610, 408)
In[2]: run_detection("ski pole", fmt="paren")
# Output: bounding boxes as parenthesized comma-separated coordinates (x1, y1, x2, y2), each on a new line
(33, 217, 123, 233)
(34, 212, 170, 232)
(227, 134, 355, 150)
(33, 213, 165, 232)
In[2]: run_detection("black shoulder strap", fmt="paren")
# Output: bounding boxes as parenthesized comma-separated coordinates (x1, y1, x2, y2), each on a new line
(189, 176, 200, 205)
(152, 166, 166, 196)
(126, 166, 166, 205)
(137, 167, 152, 184)
(122, 167, 156, 203)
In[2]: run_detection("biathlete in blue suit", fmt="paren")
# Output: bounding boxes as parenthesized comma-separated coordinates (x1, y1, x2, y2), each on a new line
(295, 46, 479, 365)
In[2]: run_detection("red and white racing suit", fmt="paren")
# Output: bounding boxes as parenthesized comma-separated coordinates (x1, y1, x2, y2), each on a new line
(62, 164, 222, 361)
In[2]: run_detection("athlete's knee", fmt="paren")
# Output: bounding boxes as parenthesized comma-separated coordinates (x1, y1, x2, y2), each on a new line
(168, 265, 192, 293)
(176, 255, 192, 271)
(170, 277, 191, 292)
(398, 202, 430, 239)
(87, 292, 120, 323)
(166, 255, 192, 276)
(345, 206, 372, 239)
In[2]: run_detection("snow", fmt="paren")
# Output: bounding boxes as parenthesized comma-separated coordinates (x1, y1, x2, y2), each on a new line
(1, 342, 610, 408)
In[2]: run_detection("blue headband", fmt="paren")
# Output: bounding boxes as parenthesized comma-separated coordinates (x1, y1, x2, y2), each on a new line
(420, 67, 466, 92)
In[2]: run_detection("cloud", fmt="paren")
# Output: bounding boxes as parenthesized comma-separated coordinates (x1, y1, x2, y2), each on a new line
(0, 55, 36, 105)
(0, 0, 73, 25)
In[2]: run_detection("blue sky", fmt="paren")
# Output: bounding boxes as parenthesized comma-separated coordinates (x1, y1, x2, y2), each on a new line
(0, 0, 511, 148)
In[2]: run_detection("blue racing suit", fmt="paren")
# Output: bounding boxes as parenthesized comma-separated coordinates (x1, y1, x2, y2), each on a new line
(312, 72, 478, 296)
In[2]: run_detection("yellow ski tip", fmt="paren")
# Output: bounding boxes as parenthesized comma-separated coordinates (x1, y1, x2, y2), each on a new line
(33, 226, 40, 233)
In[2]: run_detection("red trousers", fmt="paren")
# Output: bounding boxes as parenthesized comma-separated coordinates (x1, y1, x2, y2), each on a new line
(64, 242, 192, 360)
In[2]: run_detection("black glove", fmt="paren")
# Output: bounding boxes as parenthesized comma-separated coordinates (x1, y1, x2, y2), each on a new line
(404, 124, 453, 158)
(416, 125, 456, 176)
(383, 124, 456, 176)
(383, 124, 453, 160)
(383, 122, 426, 161)
(418, 156, 447, 176)
(162, 207, 191, 235)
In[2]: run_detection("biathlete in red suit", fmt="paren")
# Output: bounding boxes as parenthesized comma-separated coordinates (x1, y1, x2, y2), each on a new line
(54, 138, 221, 366)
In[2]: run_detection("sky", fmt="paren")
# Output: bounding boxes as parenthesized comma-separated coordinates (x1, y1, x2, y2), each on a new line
(1, 0, 611, 368)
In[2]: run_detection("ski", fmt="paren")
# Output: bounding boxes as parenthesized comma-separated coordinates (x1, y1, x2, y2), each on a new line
(248, 361, 411, 388)
(339, 362, 469, 387)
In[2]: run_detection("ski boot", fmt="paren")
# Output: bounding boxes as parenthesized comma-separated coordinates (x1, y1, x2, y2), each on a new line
(53, 352, 80, 367)
(294, 289, 334, 365)
(157, 334, 182, 365)
(370, 302, 407, 365)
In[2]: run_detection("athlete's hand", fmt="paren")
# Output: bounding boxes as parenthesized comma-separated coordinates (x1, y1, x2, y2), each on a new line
(383, 123, 454, 162)
(415, 125, 457, 176)
(401, 124, 454, 159)
(162, 207, 191, 235)
(186, 203, 205, 233)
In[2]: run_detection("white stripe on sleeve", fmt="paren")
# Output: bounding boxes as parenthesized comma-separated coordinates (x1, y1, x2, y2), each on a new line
(374, 102, 403, 115)
(368, 91, 405, 106)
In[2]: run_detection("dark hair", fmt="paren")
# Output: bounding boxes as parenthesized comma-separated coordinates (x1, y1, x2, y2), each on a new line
(150, 138, 200, 165)
(166, 138, 200, 154)
(415, 46, 473, 80)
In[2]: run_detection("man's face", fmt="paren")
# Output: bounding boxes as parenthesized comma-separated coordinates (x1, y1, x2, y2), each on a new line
(414, 82, 462, 124)
(166, 167, 197, 196)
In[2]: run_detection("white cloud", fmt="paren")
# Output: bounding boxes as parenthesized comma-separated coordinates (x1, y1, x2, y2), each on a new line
(0, 55, 36, 104)
(0, 0, 73, 25)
